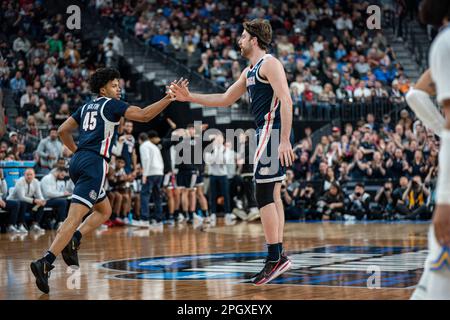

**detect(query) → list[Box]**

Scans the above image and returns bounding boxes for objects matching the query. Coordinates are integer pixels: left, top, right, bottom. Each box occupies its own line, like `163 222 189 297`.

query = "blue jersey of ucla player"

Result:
72 97 129 160
246 54 285 183
246 54 281 130
69 97 129 208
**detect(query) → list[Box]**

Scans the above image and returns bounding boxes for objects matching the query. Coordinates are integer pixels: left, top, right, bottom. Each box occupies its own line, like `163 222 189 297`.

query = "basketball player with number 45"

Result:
30 67 186 294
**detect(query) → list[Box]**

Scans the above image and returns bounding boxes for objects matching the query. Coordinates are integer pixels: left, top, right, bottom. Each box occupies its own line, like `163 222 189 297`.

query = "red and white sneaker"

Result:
112 217 125 227
252 254 292 286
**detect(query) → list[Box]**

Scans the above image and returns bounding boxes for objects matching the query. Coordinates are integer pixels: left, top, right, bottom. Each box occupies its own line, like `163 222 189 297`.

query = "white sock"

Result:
419 226 450 299
406 88 445 137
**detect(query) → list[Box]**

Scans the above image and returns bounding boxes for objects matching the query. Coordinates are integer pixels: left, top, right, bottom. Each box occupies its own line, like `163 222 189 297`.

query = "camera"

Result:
355 192 362 197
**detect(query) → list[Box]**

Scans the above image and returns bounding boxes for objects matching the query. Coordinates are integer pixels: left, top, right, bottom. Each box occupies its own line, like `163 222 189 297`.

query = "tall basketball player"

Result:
170 19 295 285
30 67 185 294
408 0 450 299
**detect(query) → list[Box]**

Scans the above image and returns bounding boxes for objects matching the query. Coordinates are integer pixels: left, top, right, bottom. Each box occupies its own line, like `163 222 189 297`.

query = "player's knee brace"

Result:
255 182 275 209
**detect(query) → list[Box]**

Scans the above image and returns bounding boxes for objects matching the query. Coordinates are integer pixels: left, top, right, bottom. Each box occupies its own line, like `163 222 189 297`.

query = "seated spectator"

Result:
169 29 183 51
110 157 133 225
40 168 70 230
372 81 389 98
371 180 396 219
370 151 387 179
63 41 81 68
210 59 227 87
10 71 26 100
318 83 336 119
347 150 372 180
355 55 370 77
150 29 170 50
293 151 311 181
20 85 39 117
104 42 119 68
36 128 63 175
322 166 339 194
353 81 372 101
386 148 409 180
40 80 58 101
312 161 328 181
390 80 405 103
392 175 409 214
296 183 317 220
345 183 371 220
134 15 148 40
7 168 46 233
53 103 71 126
103 30 124 57
399 175 431 220
0 169 22 233
316 182 345 220
33 103 51 127
408 150 427 179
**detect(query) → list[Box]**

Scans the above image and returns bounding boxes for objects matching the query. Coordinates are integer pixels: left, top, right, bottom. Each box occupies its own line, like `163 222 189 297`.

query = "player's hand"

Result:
433 204 450 247
167 78 190 102
279 139 295 167
166 78 185 100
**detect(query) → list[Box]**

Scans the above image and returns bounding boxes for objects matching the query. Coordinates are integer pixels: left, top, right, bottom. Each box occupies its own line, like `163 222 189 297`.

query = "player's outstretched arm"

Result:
169 68 248 107
260 57 295 167
58 117 79 154
124 78 187 123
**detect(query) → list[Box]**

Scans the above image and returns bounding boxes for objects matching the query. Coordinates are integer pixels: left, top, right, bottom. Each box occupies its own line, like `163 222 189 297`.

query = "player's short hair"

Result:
243 19 272 50
89 67 121 94
419 0 450 26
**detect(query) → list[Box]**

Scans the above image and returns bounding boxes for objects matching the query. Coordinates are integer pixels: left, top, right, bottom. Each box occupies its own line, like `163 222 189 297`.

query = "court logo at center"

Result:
99 246 427 288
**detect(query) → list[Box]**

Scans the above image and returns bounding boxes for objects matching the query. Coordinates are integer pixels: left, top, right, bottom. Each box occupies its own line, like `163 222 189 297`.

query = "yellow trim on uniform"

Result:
430 247 450 271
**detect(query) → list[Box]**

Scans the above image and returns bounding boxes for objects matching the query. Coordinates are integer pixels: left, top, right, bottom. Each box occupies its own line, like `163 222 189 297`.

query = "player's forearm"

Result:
188 93 230 107
141 95 172 122
279 98 293 141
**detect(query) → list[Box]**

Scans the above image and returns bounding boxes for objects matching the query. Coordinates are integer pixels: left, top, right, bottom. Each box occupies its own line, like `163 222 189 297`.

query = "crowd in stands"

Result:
0 0 131 161
100 0 415 117
285 110 437 221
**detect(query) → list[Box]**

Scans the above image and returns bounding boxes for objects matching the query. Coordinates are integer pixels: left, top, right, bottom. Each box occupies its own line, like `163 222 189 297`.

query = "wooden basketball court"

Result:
0 219 429 300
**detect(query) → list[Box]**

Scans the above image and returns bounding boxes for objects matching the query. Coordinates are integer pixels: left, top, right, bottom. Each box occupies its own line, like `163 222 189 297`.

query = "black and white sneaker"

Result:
62 236 80 267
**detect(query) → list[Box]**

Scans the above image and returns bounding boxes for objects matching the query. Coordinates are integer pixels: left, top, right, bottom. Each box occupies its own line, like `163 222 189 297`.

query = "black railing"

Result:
296 98 407 122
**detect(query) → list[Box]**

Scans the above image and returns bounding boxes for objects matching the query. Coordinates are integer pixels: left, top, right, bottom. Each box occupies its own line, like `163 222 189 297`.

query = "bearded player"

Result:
170 19 295 285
